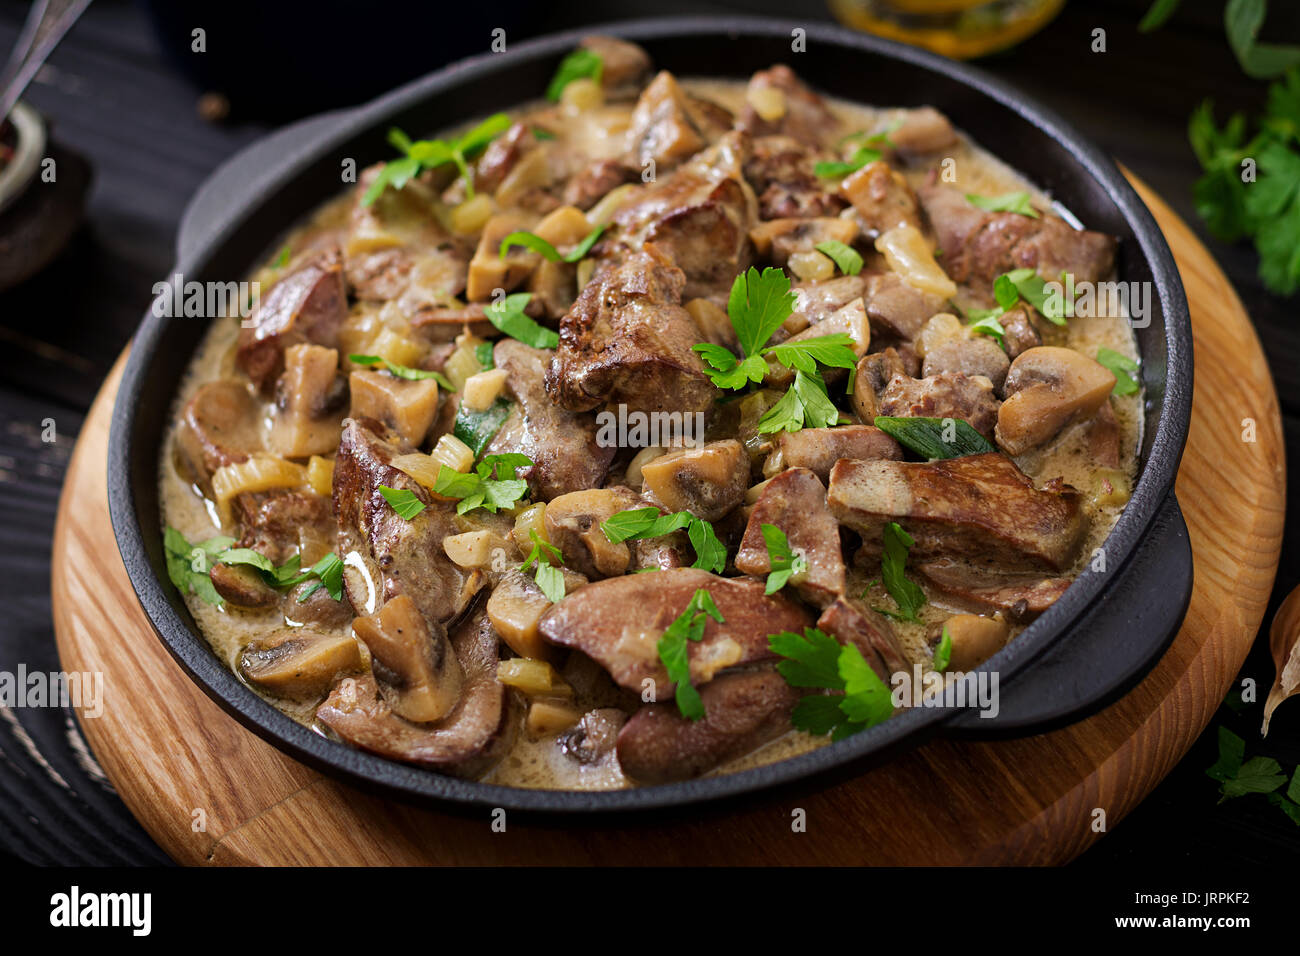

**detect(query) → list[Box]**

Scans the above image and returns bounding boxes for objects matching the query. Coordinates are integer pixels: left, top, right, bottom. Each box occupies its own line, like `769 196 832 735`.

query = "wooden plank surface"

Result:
48 176 1285 866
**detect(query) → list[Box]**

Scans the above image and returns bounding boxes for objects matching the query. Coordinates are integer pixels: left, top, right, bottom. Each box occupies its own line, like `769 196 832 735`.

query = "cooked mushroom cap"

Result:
267 344 347 458
640 439 749 522
175 380 262 488
994 346 1115 456
347 369 439 447
542 487 640 579
239 630 363 701
352 594 463 724
210 562 279 608
937 614 1009 671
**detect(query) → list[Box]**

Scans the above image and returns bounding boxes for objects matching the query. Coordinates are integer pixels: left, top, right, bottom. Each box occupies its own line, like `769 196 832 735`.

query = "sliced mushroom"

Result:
922 336 1010 393
762 424 902 481
934 614 1009 671
267 344 347 458
640 439 750 522
348 369 439 447
315 607 517 776
239 630 363 701
351 594 463 724
209 562 279 608
487 569 565 660
851 348 909 423
174 380 262 489
995 346 1115 455
542 486 641 579
560 708 627 765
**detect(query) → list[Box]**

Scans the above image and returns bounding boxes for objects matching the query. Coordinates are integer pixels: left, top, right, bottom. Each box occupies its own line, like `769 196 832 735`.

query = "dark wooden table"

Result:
1 0 1296 866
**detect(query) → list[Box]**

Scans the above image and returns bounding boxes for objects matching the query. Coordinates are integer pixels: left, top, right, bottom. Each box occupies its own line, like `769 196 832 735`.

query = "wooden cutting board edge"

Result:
50 174 1286 866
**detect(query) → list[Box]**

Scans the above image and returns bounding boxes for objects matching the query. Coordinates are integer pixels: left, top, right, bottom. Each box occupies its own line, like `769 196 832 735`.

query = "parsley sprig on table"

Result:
600 507 727 574
768 627 894 739
163 527 344 607
657 588 724 720
691 267 858 433
362 113 512 206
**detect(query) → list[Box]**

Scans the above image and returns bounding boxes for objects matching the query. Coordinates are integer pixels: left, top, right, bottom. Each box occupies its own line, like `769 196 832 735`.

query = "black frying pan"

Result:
108 17 1194 814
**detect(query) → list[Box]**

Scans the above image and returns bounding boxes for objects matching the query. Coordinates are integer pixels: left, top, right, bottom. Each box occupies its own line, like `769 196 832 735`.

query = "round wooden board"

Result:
52 176 1285 865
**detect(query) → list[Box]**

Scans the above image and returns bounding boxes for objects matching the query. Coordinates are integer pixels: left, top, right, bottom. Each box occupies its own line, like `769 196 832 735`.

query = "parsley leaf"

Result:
362 114 511 206
520 529 566 603
453 397 513 457
769 627 894 739
761 523 807 595
1096 347 1140 396
379 486 427 520
1204 725 1288 802
599 506 725 573
499 224 606 263
484 292 559 349
349 354 455 391
432 455 531 515
1139 0 1182 32
163 527 343 607
692 343 768 391
933 625 953 672
757 369 841 433
657 588 724 720
966 191 1040 218
967 314 1006 348
763 334 858 375
1225 0 1300 80
878 522 926 623
814 239 864 276
546 48 603 101
163 527 234 606
814 146 882 178
873 415 995 459
1002 267 1068 324
728 267 799 359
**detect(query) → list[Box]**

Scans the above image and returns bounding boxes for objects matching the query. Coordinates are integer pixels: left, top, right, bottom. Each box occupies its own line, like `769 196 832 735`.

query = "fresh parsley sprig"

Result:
814 240 864 276
520 529 566 603
966 191 1040 218
814 145 882 179
1096 347 1141 396
163 527 343 607
362 113 512 206
600 506 727 574
379 486 426 520
768 627 894 740
547 48 602 101
760 524 807 595
657 588 724 720
433 453 532 515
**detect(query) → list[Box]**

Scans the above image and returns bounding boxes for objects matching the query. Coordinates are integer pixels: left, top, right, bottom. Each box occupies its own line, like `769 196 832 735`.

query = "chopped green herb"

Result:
362 113 511 206
532 126 557 141
814 239 864 276
836 119 901 149
163 526 343 607
1139 0 1182 32
728 266 800 360
546 48 603 101
379 485 427 520
933 625 953 672
349 353 455 391
763 334 858 376
760 523 807 595
814 146 882 179
877 522 926 623
432 454 532 515
498 223 606 263
967 314 1006 348
272 245 291 269
1000 267 1068 324
520 529 565 603
163 527 234 606
599 506 725 573
1097 347 1140 396
769 627 894 739
657 588 724 720
966 191 1040 218
484 292 559 349
873 415 996 459
474 341 496 369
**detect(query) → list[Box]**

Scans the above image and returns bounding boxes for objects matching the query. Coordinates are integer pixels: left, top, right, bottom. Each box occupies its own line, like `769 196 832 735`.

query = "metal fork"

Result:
0 0 93 125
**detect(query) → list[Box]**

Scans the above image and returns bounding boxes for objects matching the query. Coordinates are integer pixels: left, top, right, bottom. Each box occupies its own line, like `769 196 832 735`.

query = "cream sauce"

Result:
159 79 1143 791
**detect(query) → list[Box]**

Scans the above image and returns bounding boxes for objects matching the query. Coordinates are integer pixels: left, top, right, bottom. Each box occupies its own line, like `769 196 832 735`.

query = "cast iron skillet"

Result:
109 17 1194 814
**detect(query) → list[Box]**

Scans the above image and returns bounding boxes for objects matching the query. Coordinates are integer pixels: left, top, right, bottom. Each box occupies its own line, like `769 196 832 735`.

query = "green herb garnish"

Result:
520 529 566 603
814 239 864 276
163 527 234 606
873 416 996 460
546 48 603 101
499 224 606 263
933 625 953 672
600 506 726 573
483 292 559 349
761 523 807 595
657 588 724 720
163 527 343 607
966 191 1040 218
433 453 531 515
379 486 427 520
362 113 511 206
349 354 455 391
814 146 882 179
1097 347 1140 396
757 369 843 433
768 627 894 739
453 397 512 457
876 522 926 623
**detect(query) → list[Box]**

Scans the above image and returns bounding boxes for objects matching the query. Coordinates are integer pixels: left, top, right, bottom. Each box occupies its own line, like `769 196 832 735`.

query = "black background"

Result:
0 0 1297 868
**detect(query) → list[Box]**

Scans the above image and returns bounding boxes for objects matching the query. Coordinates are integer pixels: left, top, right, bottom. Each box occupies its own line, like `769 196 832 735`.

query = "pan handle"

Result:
940 491 1191 739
